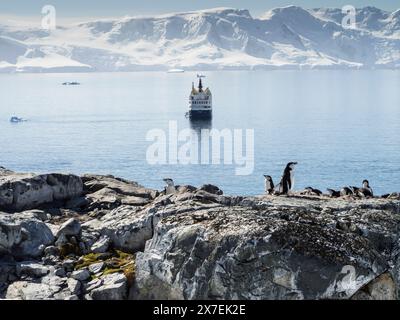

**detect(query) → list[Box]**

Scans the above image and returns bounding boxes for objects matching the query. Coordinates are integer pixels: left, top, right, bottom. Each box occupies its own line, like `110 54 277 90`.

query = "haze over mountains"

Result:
0 6 399 72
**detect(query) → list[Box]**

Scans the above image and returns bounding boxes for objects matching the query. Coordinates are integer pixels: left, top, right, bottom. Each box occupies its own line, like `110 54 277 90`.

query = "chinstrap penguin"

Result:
163 178 176 195
263 175 275 195
279 162 298 194
303 187 323 196
327 188 341 198
357 180 373 197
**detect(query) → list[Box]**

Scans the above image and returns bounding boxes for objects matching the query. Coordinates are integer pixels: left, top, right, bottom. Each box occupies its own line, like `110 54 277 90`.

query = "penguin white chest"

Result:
290 171 294 189
166 185 176 195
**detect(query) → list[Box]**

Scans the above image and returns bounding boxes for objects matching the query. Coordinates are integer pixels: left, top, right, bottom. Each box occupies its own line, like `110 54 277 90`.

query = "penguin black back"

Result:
279 162 297 194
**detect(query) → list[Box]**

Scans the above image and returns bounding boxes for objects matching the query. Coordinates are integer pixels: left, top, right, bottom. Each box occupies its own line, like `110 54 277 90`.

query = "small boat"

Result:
62 82 80 85
10 116 26 123
167 68 185 73
188 75 212 119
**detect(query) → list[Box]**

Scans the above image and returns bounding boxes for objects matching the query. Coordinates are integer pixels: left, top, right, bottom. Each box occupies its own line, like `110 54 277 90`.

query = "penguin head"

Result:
263 175 273 182
362 180 370 188
287 162 298 170
163 178 174 186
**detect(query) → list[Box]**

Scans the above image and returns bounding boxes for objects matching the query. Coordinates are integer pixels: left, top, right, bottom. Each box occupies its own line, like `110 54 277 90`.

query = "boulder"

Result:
82 175 158 211
0 171 83 212
88 262 105 274
90 235 110 253
83 206 153 252
16 262 50 277
67 278 81 295
6 275 67 300
56 218 81 238
71 269 91 281
89 273 128 300
0 212 54 258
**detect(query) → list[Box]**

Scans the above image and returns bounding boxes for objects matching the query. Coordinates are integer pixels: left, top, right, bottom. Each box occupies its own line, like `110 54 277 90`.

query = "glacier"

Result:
0 6 399 73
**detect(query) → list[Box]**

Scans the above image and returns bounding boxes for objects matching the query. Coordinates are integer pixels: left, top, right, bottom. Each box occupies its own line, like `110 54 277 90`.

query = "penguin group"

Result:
327 180 373 198
163 161 382 199
264 162 298 195
264 162 375 198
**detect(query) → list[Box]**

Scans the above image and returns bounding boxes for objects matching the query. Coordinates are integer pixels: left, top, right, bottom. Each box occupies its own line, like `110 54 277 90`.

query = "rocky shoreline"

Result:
1 167 400 300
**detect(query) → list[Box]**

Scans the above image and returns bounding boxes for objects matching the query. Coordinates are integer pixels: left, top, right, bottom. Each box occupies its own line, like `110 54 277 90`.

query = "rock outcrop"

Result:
0 168 83 212
135 196 400 299
1 168 400 300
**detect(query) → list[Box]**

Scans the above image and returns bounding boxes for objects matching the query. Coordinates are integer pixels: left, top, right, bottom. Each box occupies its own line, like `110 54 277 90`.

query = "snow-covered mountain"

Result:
1 6 399 72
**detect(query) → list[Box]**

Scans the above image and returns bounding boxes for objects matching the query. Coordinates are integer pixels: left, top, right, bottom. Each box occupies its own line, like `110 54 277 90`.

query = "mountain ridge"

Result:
0 6 399 72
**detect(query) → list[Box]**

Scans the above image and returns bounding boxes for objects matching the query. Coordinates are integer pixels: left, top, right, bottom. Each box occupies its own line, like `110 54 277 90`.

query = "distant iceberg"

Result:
167 69 185 73
62 82 81 85
10 116 27 123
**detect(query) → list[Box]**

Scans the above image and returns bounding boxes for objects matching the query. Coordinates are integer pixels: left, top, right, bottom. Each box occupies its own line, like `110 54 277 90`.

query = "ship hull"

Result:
188 109 212 119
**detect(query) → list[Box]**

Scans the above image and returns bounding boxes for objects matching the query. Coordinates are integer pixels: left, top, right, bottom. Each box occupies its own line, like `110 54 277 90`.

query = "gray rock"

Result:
6 281 58 300
88 262 105 274
16 262 50 277
81 175 157 211
67 278 81 295
89 273 127 300
0 212 54 258
83 205 153 252
6 275 66 300
352 272 397 300
56 218 81 238
84 278 103 293
54 267 66 277
71 269 91 281
0 171 83 212
55 233 68 247
62 259 75 272
90 235 110 253
44 246 60 257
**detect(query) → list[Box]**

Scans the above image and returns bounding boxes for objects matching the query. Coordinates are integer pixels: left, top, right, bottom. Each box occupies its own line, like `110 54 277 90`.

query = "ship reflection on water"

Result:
188 117 213 161
189 117 212 133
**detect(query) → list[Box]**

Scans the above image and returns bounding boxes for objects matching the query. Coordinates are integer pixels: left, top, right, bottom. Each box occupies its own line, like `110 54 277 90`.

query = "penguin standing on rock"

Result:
163 178 176 195
279 162 298 195
263 175 275 195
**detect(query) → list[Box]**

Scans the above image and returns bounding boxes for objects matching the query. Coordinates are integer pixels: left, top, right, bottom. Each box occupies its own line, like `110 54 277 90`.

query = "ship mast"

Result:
197 74 205 92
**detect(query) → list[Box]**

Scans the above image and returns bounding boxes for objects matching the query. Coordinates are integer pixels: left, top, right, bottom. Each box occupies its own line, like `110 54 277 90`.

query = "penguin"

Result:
357 180 373 197
279 162 298 194
350 186 360 194
340 187 354 196
327 188 341 198
163 178 176 195
304 187 323 196
263 175 275 195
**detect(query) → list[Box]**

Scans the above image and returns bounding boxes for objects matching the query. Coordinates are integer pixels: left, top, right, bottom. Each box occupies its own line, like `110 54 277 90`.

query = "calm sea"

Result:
0 70 399 195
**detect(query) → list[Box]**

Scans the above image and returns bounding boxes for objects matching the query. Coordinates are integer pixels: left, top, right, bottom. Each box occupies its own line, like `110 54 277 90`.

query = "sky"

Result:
0 0 398 21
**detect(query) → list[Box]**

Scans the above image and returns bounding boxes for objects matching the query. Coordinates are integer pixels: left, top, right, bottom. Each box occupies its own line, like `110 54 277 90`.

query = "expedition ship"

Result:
188 75 212 119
